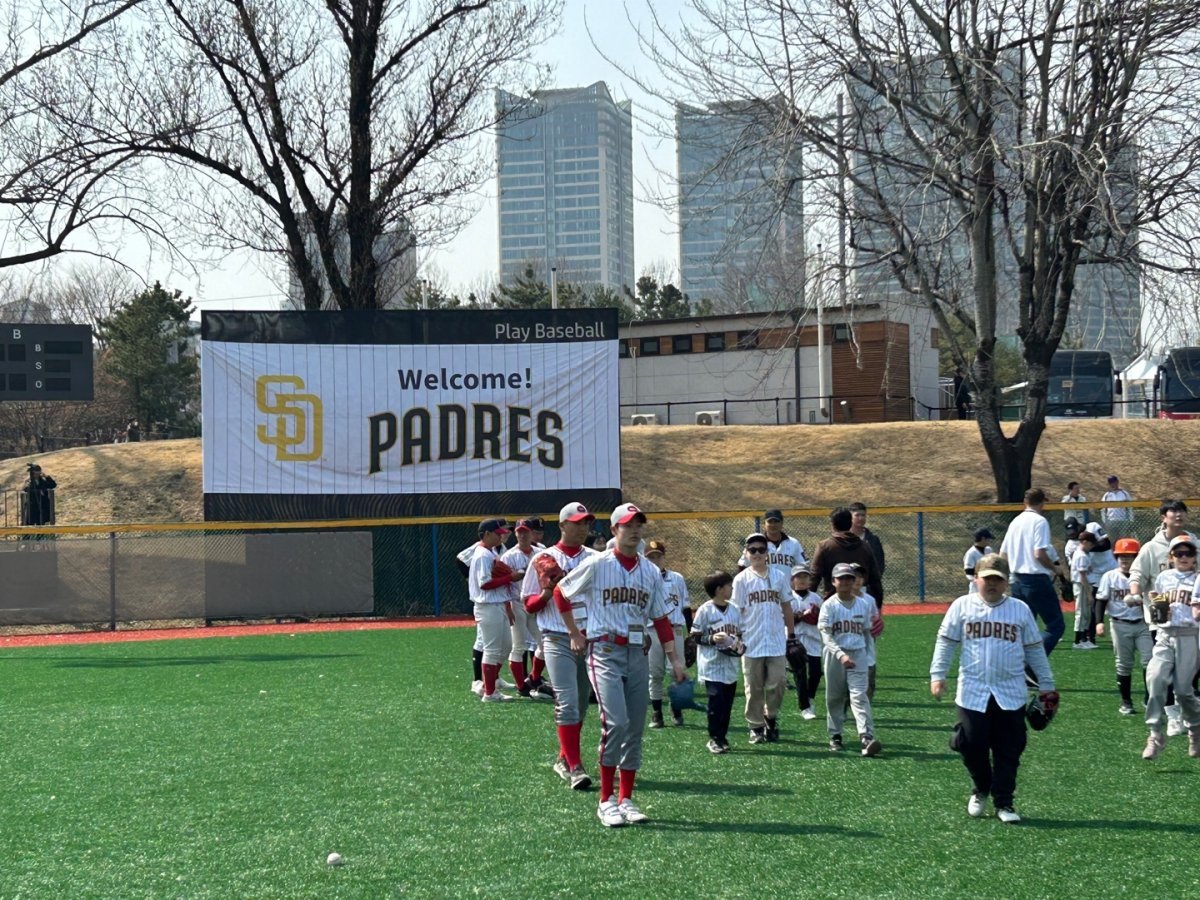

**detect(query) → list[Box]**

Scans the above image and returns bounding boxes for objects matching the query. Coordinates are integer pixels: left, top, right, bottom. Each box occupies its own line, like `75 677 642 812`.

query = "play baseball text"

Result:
367 404 564 474
494 322 608 341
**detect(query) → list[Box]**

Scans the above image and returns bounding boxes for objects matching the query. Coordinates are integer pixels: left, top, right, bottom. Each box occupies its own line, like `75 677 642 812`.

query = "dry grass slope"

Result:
1 419 1197 525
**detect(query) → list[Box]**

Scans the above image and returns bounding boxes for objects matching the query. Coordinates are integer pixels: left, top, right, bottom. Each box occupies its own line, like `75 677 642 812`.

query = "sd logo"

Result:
256 375 323 461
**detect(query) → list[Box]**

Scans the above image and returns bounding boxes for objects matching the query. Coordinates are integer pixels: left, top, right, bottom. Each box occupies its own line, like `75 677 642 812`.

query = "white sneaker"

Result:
618 798 649 824
552 758 570 782
481 691 512 703
496 677 516 690
470 680 484 697
597 799 626 828
967 793 987 818
1167 709 1186 737
1118 703 1136 716
996 806 1021 824
1143 733 1165 760
801 707 817 721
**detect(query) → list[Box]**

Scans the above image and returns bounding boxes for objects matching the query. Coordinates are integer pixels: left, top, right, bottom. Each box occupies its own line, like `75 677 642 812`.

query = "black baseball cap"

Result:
763 509 783 522
745 532 769 548
479 518 510 535
515 517 544 532
974 528 994 541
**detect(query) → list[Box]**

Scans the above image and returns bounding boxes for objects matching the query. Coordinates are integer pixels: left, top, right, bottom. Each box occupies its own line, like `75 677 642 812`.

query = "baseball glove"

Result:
683 633 698 668
490 559 513 581
870 613 885 638
716 633 746 657
1026 690 1060 731
785 640 806 670
532 553 565 589
800 605 820 625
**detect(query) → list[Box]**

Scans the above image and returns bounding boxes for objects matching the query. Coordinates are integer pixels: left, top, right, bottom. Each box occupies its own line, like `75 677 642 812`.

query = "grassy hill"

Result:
0 419 1196 525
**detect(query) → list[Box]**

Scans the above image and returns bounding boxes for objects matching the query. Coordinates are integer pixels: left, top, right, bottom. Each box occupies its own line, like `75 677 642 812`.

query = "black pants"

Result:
788 651 823 708
956 698 1027 808
705 680 737 742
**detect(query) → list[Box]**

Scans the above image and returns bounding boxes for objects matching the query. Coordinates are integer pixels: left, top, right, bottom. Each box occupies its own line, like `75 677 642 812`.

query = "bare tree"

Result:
97 0 561 310
0 1 165 269
642 0 1200 500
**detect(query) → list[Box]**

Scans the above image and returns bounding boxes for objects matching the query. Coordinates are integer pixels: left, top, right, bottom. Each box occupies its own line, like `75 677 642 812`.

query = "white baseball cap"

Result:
610 503 647 527
559 502 595 523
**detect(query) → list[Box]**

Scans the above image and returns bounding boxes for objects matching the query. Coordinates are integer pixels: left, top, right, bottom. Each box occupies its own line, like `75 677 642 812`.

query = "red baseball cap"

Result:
610 503 647 527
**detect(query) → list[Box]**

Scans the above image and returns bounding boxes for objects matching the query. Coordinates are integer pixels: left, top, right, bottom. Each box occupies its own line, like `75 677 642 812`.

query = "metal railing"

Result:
0 500 1167 632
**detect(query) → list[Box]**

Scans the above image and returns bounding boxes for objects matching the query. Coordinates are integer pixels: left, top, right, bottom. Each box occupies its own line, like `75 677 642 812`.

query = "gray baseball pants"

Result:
542 631 589 726
823 647 875 738
587 639 650 770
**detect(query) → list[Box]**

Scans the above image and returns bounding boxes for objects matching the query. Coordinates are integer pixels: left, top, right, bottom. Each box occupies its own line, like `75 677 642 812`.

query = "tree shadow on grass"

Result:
1023 818 1200 834
45 653 357 668
648 818 881 838
637 779 792 798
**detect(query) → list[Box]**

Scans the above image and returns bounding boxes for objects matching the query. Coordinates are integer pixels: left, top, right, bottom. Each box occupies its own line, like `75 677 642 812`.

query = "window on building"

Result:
672 334 693 354
639 337 661 356
705 333 726 352
619 340 631 358
834 323 852 343
737 330 758 350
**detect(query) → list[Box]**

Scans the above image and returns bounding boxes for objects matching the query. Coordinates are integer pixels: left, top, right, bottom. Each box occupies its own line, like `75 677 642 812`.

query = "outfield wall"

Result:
0 500 1166 631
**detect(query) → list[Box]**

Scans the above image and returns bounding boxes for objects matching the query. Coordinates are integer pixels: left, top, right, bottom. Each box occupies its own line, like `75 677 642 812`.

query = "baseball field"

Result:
1 616 1195 898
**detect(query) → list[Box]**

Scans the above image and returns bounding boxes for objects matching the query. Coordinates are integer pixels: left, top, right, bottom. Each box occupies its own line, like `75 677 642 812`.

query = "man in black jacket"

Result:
811 508 883 605
849 502 885 607
22 464 56 526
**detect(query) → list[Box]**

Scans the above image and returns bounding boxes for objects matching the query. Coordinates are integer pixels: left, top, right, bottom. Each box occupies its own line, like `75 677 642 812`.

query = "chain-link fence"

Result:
0 501 1171 630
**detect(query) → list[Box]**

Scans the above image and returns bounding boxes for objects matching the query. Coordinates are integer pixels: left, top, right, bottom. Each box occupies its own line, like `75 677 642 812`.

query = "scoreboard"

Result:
0 324 94 401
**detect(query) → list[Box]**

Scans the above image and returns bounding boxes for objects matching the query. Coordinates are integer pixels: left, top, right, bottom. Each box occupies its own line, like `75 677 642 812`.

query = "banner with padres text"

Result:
201 309 621 520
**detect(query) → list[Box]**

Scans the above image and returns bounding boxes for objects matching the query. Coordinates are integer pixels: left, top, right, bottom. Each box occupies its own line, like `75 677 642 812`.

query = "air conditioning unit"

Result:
695 410 723 426
630 413 658 426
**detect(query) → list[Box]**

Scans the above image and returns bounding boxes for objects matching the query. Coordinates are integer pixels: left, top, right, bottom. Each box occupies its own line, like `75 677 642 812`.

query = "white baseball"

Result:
326 852 344 866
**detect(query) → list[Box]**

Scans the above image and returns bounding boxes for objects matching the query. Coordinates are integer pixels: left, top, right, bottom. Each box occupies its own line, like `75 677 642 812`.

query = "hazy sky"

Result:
151 0 690 313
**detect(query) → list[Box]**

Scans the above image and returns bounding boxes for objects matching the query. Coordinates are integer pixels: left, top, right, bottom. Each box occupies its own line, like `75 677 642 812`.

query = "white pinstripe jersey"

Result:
931 593 1054 711
520 543 598 634
691 600 743 684
557 551 668 641
500 544 536 600
1097 568 1140 622
1151 568 1199 629
818 593 875 655
731 566 791 657
765 535 806 581
661 570 689 627
790 589 824 656
468 544 509 604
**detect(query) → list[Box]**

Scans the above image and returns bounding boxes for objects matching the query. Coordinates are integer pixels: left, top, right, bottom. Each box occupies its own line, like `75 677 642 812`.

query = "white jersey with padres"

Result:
521 544 597 634
691 600 743 684
765 535 806 579
557 551 668 641
818 594 875 656
661 570 689 627
790 589 824 656
468 545 510 604
1150 568 1199 630
1097 568 1140 622
731 566 791 657
963 545 992 593
930 593 1055 711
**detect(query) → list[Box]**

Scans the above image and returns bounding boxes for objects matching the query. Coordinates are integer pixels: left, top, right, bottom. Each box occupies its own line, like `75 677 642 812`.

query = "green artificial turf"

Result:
0 618 1197 898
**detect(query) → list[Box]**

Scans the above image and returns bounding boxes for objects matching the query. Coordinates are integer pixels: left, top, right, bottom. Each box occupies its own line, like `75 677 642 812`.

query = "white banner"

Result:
202 340 619 495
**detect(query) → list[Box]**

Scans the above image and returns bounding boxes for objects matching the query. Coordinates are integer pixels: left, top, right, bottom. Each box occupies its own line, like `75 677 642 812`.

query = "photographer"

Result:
22 464 56 527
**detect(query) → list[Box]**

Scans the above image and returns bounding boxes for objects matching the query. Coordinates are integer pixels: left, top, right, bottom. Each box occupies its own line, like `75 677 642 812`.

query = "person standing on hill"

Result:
999 489 1066 660
22 464 56 527
1061 482 1089 525
1102 475 1134 540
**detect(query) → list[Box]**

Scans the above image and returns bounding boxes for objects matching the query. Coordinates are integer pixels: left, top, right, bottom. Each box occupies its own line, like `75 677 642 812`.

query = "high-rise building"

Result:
848 61 1140 365
677 101 804 310
495 82 634 293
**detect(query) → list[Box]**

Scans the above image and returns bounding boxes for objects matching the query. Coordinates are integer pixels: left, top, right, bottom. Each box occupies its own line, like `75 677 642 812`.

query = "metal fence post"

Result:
916 512 926 602
431 523 441 616
109 531 118 630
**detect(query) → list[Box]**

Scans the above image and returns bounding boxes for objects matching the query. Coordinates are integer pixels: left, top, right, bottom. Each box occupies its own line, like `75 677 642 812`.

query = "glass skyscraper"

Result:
677 101 805 310
495 83 634 293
